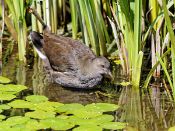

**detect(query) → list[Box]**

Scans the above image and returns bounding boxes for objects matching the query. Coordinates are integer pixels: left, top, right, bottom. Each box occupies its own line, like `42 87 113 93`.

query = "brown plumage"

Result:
29 8 112 89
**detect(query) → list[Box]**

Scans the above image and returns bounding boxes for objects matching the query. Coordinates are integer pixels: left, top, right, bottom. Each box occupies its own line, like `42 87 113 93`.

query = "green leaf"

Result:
56 103 84 113
73 125 102 131
72 108 102 119
26 95 48 103
0 93 16 101
0 115 6 120
0 84 27 93
0 76 11 84
100 122 127 130
40 101 64 108
0 104 11 110
25 110 55 119
85 103 119 112
68 116 97 125
91 115 114 124
4 116 30 127
33 102 55 112
169 126 175 131
8 100 34 109
0 126 11 131
25 119 49 130
40 118 75 130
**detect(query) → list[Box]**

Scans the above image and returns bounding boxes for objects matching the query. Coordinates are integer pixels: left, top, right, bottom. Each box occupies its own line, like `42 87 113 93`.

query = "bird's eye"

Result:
101 65 105 68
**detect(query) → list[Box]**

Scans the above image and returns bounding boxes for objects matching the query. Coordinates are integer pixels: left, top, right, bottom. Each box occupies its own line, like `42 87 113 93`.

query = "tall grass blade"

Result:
156 54 173 92
70 0 78 39
162 0 175 98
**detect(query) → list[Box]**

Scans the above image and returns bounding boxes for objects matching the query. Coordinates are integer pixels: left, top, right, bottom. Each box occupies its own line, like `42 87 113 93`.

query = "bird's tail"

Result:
30 31 47 60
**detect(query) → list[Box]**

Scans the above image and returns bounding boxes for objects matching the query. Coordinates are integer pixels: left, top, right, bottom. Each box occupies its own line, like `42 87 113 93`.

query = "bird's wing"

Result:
43 32 78 73
55 36 96 60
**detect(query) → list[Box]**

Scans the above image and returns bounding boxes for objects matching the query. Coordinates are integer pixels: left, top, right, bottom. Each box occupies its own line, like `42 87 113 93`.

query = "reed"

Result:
162 0 175 98
5 0 27 62
70 0 110 56
109 0 143 87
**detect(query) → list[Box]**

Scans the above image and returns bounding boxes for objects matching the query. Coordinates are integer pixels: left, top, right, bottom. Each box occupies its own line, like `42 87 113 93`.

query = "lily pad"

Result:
40 101 64 108
0 84 27 92
56 115 70 120
0 76 11 84
25 119 49 130
4 116 30 127
68 116 97 126
85 103 119 112
26 95 48 103
25 110 55 119
0 115 6 120
100 122 127 130
0 104 11 110
73 125 102 131
33 102 55 112
40 118 75 130
169 126 175 131
91 114 114 124
0 93 16 101
8 100 34 109
72 108 102 119
0 126 11 131
56 103 84 113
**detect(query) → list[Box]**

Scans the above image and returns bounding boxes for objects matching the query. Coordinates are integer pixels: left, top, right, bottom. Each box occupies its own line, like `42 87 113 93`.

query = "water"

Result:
2 56 121 104
2 52 175 131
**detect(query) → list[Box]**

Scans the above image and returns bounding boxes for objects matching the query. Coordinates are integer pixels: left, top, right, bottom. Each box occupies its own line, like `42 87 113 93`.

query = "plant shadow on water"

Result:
2 52 175 131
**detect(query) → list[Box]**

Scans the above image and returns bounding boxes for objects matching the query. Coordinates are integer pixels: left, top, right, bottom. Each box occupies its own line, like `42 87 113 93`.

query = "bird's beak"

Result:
104 71 113 80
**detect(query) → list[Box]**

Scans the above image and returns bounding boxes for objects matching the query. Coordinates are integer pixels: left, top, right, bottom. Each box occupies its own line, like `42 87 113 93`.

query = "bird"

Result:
29 8 112 89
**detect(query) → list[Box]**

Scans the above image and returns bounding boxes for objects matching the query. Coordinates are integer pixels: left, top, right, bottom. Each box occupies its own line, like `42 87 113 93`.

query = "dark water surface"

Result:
2 54 175 131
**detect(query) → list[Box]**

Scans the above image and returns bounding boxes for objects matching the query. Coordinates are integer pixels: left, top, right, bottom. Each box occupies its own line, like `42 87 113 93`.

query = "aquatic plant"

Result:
4 0 28 62
109 0 143 87
0 76 126 130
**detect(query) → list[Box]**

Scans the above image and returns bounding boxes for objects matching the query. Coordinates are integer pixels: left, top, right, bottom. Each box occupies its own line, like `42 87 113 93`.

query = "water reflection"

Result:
3 58 119 104
2 56 175 130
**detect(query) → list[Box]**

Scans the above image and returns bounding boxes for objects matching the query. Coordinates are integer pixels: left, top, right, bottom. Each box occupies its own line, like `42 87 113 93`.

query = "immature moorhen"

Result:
29 8 112 89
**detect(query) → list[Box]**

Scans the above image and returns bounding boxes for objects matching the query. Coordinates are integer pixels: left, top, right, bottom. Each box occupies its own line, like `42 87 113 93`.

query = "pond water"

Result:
2 50 175 131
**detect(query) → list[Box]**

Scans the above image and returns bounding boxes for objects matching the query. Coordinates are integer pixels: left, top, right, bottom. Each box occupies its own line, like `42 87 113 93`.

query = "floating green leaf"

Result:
26 95 48 103
40 101 64 108
25 110 55 119
25 119 49 130
4 116 30 127
8 100 34 109
0 104 11 110
40 118 75 130
91 114 114 124
0 76 11 84
68 116 96 126
56 115 70 120
73 125 102 131
85 103 119 112
100 122 127 130
0 84 27 93
56 103 84 113
0 115 6 120
0 126 11 131
169 126 175 131
72 108 102 119
33 102 55 112
0 93 16 101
